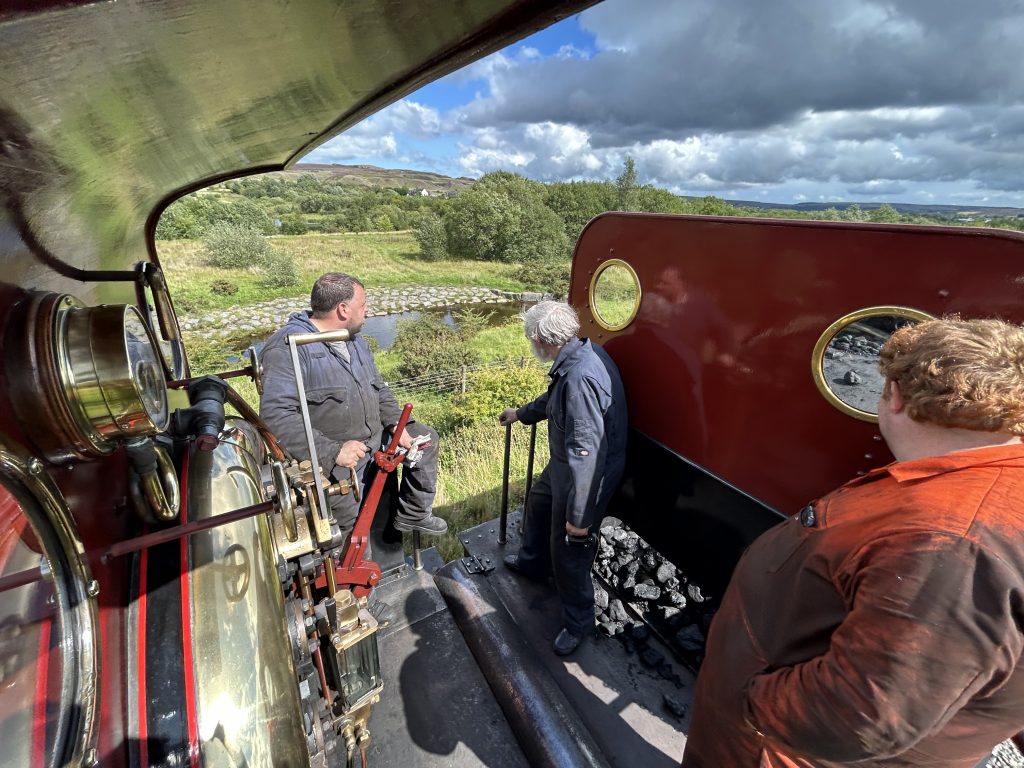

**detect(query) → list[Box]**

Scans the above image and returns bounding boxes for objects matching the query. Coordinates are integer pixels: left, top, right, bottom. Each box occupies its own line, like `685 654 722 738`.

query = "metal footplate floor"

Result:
455 511 692 768
366 552 531 768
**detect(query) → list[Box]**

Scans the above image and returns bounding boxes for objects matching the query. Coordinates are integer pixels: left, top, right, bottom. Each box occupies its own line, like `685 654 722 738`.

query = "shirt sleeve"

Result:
516 390 549 425
562 377 609 529
367 348 403 428
746 533 1024 763
258 341 342 472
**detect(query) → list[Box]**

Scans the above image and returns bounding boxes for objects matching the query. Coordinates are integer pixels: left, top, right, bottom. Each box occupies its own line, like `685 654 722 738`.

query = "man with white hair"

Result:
500 301 628 656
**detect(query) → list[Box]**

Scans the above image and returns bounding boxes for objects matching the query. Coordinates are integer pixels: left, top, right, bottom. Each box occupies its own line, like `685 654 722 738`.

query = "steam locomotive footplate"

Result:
460 553 495 574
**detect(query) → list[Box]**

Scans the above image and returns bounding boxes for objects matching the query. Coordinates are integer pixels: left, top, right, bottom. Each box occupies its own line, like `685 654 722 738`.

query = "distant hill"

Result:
277 163 476 194
723 199 1024 219
280 164 1024 219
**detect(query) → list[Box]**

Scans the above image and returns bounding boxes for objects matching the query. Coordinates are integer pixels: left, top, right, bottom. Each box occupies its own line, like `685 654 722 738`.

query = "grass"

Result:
157 231 528 313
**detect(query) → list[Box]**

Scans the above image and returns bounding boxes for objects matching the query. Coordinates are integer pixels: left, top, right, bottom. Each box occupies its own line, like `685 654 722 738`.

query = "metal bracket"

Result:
460 553 496 575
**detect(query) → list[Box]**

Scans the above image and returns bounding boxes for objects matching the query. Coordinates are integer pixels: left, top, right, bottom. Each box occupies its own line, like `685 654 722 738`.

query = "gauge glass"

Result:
125 308 169 428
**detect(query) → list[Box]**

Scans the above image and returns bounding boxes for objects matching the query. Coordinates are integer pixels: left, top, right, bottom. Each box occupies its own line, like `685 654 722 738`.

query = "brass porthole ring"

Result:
811 305 934 423
589 258 642 331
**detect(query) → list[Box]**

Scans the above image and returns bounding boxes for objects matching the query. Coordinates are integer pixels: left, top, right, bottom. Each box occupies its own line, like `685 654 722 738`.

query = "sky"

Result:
306 0 1024 209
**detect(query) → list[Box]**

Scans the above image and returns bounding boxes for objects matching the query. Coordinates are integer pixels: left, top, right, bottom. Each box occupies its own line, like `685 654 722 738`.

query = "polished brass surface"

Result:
324 591 383 716
128 441 181 523
589 258 643 332
811 305 935 423
0 442 99 768
136 262 188 381
186 420 307 766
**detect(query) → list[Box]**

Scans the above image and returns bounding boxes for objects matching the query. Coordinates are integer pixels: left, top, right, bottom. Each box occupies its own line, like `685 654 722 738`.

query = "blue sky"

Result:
307 0 1024 209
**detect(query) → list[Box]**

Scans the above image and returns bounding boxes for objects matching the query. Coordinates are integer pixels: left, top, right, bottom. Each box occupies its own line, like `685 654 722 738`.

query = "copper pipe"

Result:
312 645 331 703
102 500 273 562
298 570 313 605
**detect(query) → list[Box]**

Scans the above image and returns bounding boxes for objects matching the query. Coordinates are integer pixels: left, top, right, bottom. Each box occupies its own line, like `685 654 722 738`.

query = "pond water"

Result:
234 301 526 358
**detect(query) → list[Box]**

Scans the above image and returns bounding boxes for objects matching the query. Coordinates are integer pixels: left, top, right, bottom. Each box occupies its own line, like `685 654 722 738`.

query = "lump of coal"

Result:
843 370 862 385
656 562 677 584
663 694 688 719
673 624 706 654
608 599 629 623
594 584 609 611
639 646 665 668
633 581 662 601
686 584 708 604
629 623 649 643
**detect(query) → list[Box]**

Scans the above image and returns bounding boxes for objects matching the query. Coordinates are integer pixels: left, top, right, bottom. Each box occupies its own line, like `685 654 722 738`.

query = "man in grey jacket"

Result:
259 272 447 540
500 301 628 656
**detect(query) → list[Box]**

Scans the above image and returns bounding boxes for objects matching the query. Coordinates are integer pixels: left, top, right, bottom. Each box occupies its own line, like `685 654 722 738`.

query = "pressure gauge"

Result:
5 293 171 462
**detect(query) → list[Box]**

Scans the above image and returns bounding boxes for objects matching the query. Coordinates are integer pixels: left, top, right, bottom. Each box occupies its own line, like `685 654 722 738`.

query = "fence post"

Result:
460 365 467 393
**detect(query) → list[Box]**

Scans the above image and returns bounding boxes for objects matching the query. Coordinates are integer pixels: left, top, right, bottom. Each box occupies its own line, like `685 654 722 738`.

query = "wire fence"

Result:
388 356 543 396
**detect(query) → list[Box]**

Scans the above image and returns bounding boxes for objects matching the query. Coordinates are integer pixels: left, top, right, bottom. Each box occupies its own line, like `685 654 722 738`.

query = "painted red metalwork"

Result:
571 213 1024 516
332 403 416 598
178 452 200 768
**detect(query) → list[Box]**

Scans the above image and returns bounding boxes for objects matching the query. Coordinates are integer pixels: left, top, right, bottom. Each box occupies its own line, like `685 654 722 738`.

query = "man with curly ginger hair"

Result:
684 317 1024 768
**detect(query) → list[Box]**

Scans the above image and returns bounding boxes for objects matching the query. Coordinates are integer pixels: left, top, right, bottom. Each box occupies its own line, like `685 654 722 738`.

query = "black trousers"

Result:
514 465 597 638
328 421 438 537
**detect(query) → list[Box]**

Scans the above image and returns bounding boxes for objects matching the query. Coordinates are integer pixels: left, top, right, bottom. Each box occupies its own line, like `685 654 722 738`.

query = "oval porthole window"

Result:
812 306 934 422
590 259 641 331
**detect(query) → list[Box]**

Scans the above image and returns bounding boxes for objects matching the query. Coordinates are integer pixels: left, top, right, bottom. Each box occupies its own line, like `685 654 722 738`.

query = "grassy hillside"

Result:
157 230 530 313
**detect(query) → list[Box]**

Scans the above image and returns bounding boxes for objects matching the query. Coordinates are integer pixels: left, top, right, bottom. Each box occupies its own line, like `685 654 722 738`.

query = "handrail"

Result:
498 422 538 544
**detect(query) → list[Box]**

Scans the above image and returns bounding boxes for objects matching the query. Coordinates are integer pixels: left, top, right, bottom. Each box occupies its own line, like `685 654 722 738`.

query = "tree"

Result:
545 181 616 241
279 214 308 235
414 213 449 260
615 156 639 211
869 203 901 223
444 172 568 263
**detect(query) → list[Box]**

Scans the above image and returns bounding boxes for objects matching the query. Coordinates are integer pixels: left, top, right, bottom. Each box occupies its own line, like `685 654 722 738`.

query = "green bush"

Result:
257 248 301 288
209 279 239 296
511 261 571 298
201 222 273 269
449 363 548 428
414 213 448 260
452 308 494 340
279 214 308 235
391 318 479 378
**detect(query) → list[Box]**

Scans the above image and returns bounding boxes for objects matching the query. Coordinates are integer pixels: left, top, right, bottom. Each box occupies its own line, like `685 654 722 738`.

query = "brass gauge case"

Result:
5 292 170 463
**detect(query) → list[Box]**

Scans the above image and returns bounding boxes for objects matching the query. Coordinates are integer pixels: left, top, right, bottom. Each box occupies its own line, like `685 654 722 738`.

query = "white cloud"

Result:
308 0 1024 207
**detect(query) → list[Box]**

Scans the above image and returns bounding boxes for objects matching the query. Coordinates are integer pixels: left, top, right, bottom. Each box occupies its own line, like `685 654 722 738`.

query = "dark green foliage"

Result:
545 181 616 241
279 214 308 235
257 249 301 288
414 212 449 260
615 156 639 211
209 279 239 296
449 364 548 428
444 171 568 263
869 203 901 223
452 308 494 339
202 222 273 268
511 261 571 298
391 318 479 378
156 195 275 239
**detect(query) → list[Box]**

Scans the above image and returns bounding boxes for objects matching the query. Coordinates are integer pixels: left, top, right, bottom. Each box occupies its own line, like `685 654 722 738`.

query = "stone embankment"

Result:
179 286 538 338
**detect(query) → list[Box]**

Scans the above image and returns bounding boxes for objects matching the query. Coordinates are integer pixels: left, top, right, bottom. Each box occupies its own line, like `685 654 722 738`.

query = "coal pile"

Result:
592 522 715 672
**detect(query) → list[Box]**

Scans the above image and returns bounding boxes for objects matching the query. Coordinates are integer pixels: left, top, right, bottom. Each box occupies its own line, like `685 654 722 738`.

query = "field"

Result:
157 231 529 313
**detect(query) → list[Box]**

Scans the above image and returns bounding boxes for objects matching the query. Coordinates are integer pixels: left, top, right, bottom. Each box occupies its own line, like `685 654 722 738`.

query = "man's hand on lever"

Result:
336 440 368 469
499 407 519 427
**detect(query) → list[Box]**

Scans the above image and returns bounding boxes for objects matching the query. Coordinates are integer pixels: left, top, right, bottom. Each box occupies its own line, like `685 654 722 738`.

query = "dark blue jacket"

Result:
258 312 401 473
517 338 628 529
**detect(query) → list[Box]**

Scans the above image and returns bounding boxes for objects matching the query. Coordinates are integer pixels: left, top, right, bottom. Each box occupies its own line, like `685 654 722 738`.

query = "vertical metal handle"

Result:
522 423 537 536
499 423 512 544
287 329 351 529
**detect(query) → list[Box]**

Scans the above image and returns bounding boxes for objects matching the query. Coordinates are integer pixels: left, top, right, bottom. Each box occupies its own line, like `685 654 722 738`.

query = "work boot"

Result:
552 628 584 657
503 554 548 583
368 597 395 628
394 514 448 535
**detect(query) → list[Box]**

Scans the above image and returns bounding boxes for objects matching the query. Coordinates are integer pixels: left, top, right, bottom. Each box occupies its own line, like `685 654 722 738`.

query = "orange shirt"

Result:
683 443 1024 768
